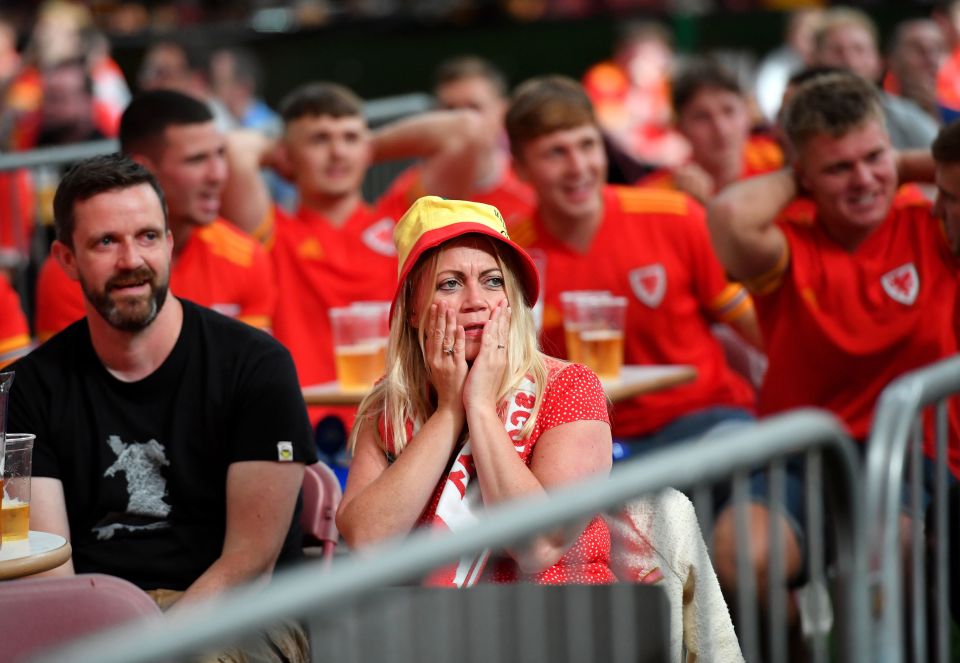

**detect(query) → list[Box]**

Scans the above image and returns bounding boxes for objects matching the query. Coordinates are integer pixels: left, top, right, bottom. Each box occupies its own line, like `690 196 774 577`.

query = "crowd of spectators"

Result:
4 1 960 660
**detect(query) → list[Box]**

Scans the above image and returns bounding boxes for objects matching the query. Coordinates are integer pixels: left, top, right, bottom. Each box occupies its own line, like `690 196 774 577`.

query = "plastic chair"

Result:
300 460 342 563
0 573 162 663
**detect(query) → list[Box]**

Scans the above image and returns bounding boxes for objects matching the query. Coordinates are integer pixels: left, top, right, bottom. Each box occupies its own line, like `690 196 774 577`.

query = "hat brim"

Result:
389 222 540 323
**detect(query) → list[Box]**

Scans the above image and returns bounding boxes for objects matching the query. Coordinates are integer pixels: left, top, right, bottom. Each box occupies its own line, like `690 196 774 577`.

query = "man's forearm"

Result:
707 169 795 282
176 549 276 607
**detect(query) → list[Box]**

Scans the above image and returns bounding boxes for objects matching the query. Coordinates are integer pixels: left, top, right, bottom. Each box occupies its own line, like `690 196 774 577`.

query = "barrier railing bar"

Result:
0 94 433 174
865 355 960 663
693 483 714 558
910 416 927 663
733 470 759 662
0 140 118 172
768 458 788 663
34 409 867 663
935 399 949 663
805 449 827 663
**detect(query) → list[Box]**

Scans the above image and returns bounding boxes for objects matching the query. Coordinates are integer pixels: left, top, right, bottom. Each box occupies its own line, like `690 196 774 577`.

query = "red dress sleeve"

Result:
536 362 610 433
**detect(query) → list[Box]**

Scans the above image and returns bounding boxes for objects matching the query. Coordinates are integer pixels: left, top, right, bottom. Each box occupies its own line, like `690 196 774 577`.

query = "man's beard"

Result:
80 265 169 332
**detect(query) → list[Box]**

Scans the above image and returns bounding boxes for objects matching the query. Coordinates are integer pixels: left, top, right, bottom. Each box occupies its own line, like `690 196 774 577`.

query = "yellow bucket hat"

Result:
391 196 540 320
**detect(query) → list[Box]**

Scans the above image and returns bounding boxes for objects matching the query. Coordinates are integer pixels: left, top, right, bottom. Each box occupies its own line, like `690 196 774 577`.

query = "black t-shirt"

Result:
8 300 317 590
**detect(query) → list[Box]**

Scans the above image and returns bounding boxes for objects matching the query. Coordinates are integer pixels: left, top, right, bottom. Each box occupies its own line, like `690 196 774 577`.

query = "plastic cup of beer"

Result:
330 302 390 392
560 292 626 380
560 291 611 366
2 433 35 542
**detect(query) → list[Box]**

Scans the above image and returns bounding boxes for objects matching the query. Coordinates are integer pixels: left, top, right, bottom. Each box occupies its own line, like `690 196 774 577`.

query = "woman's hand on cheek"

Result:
425 302 468 414
463 301 510 413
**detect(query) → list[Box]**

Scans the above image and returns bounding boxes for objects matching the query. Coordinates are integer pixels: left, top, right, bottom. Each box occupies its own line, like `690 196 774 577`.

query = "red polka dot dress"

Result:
419 356 616 585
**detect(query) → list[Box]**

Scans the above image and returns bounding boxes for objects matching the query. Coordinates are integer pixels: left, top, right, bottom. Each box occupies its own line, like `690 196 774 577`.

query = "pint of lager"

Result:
330 303 391 392
1 434 35 542
560 291 626 380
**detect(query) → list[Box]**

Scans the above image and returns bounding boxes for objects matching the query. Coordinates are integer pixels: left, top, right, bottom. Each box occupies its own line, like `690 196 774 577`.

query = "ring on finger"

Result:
444 347 455 355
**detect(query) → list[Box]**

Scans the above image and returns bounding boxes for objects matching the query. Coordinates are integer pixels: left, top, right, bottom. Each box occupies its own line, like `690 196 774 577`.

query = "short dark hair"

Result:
787 65 845 89
54 154 167 248
119 89 213 157
671 59 743 114
933 120 960 164
781 71 885 152
278 82 364 124
434 56 508 98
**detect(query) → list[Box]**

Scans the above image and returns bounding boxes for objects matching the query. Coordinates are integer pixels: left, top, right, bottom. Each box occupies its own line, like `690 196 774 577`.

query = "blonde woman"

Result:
336 196 614 585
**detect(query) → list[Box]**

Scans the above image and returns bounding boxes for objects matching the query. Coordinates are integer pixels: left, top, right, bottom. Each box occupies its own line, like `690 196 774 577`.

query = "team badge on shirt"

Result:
629 264 666 308
881 263 919 305
362 218 398 257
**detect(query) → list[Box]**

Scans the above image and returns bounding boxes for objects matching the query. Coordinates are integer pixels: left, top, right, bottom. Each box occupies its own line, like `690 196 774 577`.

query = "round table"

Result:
0 531 71 580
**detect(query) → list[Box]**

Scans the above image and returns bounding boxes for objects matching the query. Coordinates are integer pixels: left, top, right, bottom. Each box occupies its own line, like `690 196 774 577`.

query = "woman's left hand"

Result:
463 301 511 413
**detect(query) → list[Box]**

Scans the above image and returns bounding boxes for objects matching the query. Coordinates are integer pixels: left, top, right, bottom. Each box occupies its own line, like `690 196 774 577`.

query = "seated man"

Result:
505 76 760 451
707 71 959 631
12 154 316 658
640 59 783 204
35 89 276 341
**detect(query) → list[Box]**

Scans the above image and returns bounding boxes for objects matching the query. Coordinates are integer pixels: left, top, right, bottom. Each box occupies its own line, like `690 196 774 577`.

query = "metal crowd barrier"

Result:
0 92 433 175
865 354 960 663
31 409 869 663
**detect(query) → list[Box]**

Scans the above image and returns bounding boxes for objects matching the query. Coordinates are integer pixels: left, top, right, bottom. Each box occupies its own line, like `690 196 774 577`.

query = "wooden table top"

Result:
303 364 697 407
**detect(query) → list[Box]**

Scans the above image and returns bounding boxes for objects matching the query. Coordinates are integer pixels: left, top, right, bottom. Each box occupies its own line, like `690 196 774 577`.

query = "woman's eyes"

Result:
438 279 460 291
436 275 504 290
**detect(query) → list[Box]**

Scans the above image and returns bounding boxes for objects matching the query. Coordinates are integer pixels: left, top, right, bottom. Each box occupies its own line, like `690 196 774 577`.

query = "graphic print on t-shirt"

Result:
93 435 172 541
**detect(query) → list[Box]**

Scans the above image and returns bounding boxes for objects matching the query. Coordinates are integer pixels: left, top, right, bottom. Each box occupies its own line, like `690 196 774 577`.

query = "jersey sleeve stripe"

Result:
742 244 791 296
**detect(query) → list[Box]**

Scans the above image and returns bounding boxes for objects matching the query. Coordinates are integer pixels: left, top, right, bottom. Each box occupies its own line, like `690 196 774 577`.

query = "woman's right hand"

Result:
425 302 467 414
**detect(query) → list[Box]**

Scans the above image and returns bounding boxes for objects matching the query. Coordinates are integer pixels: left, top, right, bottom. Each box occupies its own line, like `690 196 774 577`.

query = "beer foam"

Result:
336 340 388 355
579 329 624 342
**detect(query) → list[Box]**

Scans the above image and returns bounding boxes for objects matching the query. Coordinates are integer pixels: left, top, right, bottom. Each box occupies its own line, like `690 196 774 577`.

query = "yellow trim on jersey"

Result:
616 187 689 217
710 283 754 323
742 243 791 296
237 315 271 331
197 224 255 268
0 333 30 355
252 207 275 245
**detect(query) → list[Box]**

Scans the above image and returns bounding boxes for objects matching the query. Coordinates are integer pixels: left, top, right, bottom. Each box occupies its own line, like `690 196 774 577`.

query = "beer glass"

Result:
560 291 627 380
1 433 34 542
330 302 390 391
0 371 15 550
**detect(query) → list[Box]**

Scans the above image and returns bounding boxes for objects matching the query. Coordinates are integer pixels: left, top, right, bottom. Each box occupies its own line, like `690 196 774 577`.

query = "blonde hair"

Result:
350 236 548 457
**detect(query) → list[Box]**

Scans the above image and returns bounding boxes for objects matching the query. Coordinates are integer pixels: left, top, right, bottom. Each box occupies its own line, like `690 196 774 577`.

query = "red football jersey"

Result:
0 275 30 367
34 218 276 341
513 185 756 438
377 162 536 228
638 135 784 189
752 190 960 471
268 199 403 426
